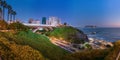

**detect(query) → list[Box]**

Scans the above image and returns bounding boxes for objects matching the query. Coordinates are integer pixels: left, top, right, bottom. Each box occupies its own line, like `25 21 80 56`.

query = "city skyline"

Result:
6 0 120 27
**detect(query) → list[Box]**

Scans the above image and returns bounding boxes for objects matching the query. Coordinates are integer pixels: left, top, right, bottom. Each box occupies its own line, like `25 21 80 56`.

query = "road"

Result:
50 38 79 53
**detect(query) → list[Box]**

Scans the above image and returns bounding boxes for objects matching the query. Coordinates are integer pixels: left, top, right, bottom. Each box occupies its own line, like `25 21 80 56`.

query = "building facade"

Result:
42 17 46 24
48 17 61 26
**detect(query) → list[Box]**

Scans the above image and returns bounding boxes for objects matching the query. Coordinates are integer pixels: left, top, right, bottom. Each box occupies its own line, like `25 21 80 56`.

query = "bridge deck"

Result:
23 23 56 27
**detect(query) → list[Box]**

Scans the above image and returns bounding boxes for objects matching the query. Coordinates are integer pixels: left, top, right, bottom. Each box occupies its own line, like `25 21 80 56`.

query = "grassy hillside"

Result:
0 32 45 60
1 20 119 60
0 31 69 60
48 26 88 44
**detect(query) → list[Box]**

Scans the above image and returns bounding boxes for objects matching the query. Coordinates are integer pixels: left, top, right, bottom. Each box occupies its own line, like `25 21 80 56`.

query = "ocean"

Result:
79 27 120 42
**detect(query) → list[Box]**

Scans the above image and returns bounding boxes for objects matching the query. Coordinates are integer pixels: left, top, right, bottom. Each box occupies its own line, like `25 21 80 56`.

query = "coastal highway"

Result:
49 38 79 53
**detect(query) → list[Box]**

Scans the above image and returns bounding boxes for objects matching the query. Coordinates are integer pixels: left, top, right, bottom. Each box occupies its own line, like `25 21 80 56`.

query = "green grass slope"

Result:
0 32 45 60
48 26 88 44
0 31 69 60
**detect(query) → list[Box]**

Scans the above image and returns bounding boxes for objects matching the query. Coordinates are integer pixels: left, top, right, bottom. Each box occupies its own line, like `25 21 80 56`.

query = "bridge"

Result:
23 23 56 32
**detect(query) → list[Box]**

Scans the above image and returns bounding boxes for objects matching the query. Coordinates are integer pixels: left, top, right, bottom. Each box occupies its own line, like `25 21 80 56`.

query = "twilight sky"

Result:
6 0 120 27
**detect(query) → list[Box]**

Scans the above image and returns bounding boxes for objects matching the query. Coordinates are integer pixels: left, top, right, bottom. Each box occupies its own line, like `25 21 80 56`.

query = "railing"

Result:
23 23 55 27
116 51 120 60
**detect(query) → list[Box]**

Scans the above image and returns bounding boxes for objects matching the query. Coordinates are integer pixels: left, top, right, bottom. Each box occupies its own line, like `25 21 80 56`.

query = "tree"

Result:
0 7 2 20
64 22 67 26
0 0 2 20
9 10 13 22
1 0 7 21
6 5 12 21
12 11 16 22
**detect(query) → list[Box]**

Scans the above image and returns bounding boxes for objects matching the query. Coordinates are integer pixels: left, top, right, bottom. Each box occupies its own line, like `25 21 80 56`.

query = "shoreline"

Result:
88 37 113 49
49 37 113 53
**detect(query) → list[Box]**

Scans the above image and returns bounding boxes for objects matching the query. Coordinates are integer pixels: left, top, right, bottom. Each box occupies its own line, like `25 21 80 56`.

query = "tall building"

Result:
48 17 61 26
42 17 46 24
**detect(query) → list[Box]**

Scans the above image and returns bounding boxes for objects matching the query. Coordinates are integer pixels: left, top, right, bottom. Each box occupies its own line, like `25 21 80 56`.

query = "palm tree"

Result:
9 9 13 22
0 0 3 20
7 5 12 21
12 11 16 22
1 0 7 21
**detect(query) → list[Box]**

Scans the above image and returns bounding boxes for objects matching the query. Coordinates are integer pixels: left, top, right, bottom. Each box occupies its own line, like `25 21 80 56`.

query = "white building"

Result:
48 17 61 26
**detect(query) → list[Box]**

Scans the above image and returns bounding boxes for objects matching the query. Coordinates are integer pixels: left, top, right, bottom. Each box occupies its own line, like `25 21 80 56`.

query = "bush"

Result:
8 22 29 31
0 32 45 60
0 20 8 30
105 40 120 60
63 49 110 60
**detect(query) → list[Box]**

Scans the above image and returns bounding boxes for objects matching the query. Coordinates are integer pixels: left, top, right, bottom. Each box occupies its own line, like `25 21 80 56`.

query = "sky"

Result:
6 0 120 27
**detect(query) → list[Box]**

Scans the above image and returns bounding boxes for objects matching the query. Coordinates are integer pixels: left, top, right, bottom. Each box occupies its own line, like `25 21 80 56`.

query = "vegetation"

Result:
16 31 69 60
0 32 45 60
0 31 69 60
0 20 29 32
48 26 88 44
105 40 120 60
63 49 110 60
0 0 17 21
8 22 29 31
0 20 120 60
0 20 8 30
0 20 69 60
62 40 120 60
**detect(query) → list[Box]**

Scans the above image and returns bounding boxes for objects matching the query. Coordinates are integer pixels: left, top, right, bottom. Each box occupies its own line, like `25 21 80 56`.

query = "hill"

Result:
48 26 88 44
0 32 44 60
0 31 69 60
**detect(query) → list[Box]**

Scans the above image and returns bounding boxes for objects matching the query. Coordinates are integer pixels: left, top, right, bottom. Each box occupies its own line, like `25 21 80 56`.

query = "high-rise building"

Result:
42 17 46 24
48 17 61 26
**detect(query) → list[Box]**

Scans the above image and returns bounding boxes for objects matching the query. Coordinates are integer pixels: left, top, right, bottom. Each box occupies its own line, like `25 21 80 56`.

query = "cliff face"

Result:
76 32 89 42
49 26 89 44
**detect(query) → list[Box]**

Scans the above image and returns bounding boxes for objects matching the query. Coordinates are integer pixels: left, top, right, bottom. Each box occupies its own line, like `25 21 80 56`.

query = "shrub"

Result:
0 32 45 60
8 22 29 31
105 40 120 60
0 20 8 30
63 49 110 60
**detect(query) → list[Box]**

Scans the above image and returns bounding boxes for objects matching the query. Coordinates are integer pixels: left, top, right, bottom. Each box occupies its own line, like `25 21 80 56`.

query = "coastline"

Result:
80 27 120 42
49 37 113 53
88 37 113 49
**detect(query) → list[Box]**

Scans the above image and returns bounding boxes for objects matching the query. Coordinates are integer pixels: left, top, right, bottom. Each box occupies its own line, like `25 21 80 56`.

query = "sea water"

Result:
79 27 120 42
